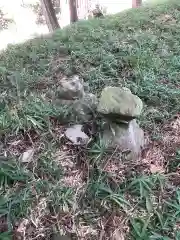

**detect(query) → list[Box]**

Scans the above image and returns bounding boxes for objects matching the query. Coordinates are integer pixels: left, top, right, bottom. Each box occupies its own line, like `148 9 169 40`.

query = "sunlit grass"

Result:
0 0 180 239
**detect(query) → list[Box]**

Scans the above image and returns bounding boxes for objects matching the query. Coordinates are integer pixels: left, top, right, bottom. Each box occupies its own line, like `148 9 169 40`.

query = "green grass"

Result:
0 0 180 239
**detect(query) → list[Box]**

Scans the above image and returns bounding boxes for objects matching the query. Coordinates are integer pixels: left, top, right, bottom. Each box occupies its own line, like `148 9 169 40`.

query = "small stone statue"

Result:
92 4 104 18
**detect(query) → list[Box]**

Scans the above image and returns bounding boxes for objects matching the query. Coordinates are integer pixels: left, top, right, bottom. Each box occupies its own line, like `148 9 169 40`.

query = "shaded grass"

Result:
0 0 180 239
0 0 180 133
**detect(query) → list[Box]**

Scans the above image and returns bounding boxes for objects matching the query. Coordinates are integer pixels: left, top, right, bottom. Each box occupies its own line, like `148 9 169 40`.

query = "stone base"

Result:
102 120 144 160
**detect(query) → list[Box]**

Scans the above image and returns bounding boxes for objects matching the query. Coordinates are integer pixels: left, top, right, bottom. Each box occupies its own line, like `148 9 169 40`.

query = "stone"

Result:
53 99 74 107
56 75 85 100
73 93 98 121
102 120 144 159
65 124 89 145
97 87 143 121
20 148 34 163
52 93 98 123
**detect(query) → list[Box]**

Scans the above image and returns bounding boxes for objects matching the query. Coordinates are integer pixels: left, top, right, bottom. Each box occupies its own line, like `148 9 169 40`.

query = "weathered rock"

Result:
52 93 98 123
73 93 98 121
102 120 144 159
56 75 85 100
65 124 89 145
52 99 74 106
97 87 143 121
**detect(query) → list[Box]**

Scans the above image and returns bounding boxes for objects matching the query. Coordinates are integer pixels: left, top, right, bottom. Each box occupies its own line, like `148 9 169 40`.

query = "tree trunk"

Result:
132 0 142 8
40 0 60 32
69 0 78 23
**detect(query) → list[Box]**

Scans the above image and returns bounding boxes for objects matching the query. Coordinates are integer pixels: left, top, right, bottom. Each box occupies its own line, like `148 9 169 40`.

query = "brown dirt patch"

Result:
156 14 177 24
143 115 180 173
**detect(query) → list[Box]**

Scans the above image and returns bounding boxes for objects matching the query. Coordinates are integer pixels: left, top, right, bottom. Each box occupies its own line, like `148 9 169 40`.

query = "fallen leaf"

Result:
112 229 125 240
150 164 164 174
17 218 29 233
20 149 34 163
9 140 22 146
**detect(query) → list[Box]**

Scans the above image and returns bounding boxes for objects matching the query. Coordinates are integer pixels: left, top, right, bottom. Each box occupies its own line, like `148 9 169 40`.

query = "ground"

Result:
0 0 180 239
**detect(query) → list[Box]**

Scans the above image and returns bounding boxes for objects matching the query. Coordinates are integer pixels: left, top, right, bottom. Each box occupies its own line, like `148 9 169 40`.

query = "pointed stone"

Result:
102 120 144 159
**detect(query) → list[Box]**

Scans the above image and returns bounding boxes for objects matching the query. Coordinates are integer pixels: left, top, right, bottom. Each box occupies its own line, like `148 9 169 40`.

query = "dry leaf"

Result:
150 164 164 174
17 218 29 233
112 229 125 240
9 140 22 146
20 148 34 163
